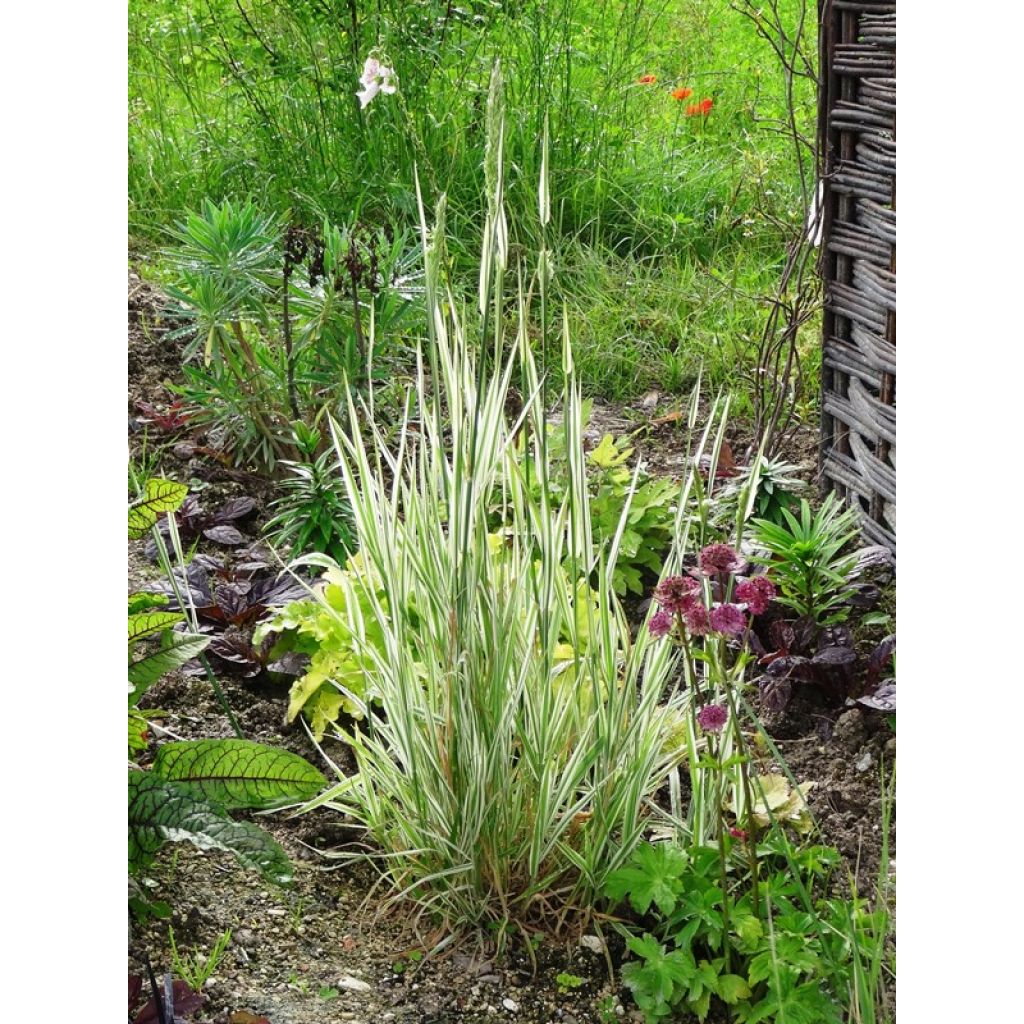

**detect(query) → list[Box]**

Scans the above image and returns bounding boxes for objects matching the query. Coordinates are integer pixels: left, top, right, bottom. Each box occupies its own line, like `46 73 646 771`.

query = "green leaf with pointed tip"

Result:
128 592 169 614
605 842 688 915
128 478 189 538
128 632 210 691
151 739 325 809
128 610 183 643
128 771 293 884
717 974 751 1004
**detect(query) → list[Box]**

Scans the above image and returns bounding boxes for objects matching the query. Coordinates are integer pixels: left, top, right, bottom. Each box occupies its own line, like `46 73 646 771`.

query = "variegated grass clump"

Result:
294 73 727 941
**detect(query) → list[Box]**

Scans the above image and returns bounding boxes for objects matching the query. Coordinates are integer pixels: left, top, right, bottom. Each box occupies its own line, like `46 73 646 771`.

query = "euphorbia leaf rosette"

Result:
698 543 743 577
735 575 776 615
710 602 747 636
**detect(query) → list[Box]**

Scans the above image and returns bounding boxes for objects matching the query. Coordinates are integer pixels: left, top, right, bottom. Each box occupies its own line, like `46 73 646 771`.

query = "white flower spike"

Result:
357 56 397 110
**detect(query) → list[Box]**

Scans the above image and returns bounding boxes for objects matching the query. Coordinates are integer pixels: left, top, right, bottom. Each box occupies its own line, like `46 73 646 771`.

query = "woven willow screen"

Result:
818 0 895 552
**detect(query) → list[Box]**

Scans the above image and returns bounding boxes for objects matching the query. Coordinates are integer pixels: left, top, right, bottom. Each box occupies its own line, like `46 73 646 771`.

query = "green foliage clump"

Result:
255 556 389 741
751 493 861 625
163 198 418 470
264 425 356 563
510 406 678 596
605 840 885 1023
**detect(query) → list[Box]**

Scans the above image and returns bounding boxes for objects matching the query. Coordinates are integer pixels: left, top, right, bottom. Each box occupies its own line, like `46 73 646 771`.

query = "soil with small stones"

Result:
128 267 894 1024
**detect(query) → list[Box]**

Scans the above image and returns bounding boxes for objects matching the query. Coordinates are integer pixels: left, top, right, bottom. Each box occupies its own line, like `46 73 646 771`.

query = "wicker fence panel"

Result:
819 0 896 552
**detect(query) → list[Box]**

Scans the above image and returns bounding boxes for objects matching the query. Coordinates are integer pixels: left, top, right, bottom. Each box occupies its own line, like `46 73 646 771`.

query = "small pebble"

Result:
502 997 520 1012
579 934 605 955
337 974 372 993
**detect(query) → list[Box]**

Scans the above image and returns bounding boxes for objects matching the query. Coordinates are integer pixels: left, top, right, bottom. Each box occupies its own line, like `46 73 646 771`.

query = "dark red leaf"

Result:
134 980 204 1024
217 497 257 521
866 634 896 687
817 624 854 650
204 524 247 545
764 654 812 679
812 646 857 667
759 675 793 714
848 583 881 609
857 681 895 713
768 620 796 653
129 975 144 1013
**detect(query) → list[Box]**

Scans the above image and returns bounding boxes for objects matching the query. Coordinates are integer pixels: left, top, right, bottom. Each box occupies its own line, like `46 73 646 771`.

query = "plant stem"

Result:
281 266 302 421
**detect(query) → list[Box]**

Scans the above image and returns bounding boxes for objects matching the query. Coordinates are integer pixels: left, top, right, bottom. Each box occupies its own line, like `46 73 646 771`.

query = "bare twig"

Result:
731 0 823 457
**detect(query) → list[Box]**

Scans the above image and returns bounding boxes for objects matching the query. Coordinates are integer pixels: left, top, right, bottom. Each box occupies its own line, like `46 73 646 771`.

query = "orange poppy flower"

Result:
700 97 713 114
672 87 693 101
685 97 714 117
638 74 657 84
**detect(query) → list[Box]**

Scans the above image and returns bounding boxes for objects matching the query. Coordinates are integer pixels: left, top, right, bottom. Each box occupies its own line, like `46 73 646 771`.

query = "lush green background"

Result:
129 0 817 404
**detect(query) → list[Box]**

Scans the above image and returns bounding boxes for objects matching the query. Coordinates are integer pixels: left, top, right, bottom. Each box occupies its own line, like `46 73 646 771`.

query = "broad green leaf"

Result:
128 592 169 614
128 771 293 884
128 632 211 691
717 974 752 1004
128 610 182 643
605 842 687 915
588 433 629 469
151 739 325 809
128 478 189 538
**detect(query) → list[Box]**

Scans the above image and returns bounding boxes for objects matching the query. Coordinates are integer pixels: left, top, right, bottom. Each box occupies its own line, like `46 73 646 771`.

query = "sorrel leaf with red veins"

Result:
129 478 190 538
128 771 294 884
151 738 325 809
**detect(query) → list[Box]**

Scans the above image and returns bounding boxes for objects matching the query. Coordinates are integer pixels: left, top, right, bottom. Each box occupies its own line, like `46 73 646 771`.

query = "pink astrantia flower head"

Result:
697 703 728 733
684 602 711 636
653 575 700 614
357 55 397 109
647 609 674 638
698 543 743 577
710 602 747 636
734 575 777 616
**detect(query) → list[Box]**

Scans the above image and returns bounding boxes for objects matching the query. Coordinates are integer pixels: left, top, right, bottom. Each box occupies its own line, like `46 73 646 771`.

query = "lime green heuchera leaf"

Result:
732 774 816 833
587 433 631 469
257 557 390 739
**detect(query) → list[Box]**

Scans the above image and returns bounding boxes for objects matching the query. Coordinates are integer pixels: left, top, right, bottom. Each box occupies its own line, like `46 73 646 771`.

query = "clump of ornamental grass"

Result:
295 72 721 945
